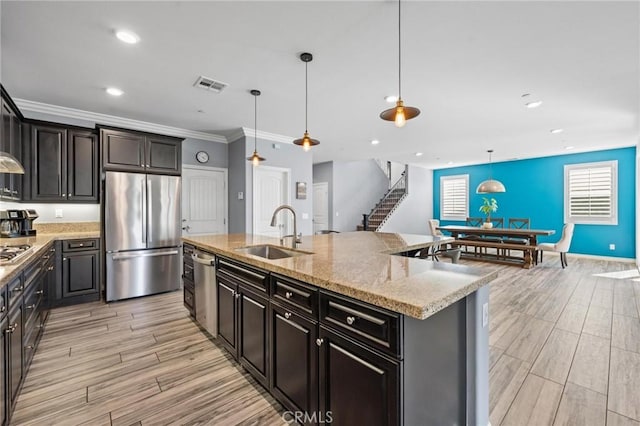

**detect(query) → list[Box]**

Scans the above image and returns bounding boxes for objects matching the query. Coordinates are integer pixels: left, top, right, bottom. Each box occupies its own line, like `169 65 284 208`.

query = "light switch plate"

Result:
302 213 309 220
55 209 63 218
238 192 244 200
482 303 489 328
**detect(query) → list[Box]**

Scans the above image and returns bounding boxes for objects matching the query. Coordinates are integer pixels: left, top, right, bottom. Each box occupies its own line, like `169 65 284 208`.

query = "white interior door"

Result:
313 182 329 233
182 165 227 236
253 166 290 237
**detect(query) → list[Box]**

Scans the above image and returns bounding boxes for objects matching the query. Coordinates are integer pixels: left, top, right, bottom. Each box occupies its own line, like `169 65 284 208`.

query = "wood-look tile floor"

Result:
12 254 640 425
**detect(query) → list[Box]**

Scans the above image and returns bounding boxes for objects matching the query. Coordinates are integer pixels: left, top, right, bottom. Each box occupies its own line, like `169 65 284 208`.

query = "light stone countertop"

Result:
0 232 101 287
183 232 498 320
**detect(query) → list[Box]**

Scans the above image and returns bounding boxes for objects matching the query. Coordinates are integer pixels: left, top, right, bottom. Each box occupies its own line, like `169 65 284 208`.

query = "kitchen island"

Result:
182 231 497 426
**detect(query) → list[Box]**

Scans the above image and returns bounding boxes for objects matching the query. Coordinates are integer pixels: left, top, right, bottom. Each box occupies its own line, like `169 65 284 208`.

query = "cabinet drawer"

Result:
217 257 268 294
271 274 318 318
184 286 195 314
63 238 99 252
320 292 401 358
183 245 194 266
183 263 194 282
24 286 43 325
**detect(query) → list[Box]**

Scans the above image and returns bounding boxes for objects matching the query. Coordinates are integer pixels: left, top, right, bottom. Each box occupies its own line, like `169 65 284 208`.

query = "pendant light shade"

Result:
476 150 506 193
293 52 320 151
246 89 266 166
0 151 25 174
380 0 420 127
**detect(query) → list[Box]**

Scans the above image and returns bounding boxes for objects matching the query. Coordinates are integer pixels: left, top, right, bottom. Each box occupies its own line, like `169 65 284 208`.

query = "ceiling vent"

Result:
193 76 229 93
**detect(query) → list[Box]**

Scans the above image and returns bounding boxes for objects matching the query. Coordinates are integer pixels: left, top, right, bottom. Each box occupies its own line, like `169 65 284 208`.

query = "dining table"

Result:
436 225 556 268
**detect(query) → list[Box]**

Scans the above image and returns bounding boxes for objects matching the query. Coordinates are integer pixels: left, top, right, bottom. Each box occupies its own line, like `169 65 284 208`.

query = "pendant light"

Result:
0 151 25 174
476 150 506 193
293 52 320 151
246 89 266 167
380 0 420 127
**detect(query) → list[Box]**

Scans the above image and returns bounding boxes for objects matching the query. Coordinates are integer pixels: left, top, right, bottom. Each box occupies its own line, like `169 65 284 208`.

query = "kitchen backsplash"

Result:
35 221 100 234
1 201 100 223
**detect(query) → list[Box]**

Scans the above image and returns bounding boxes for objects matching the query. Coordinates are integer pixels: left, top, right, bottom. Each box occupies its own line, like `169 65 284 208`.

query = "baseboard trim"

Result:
545 251 637 264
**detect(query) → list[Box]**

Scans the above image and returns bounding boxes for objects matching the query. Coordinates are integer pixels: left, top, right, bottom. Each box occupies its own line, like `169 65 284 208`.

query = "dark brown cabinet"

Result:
51 238 100 307
7 303 23 410
0 315 7 426
61 241 99 301
28 122 98 202
270 303 318 420
0 93 23 201
318 326 400 426
216 258 270 387
101 127 182 175
182 244 195 317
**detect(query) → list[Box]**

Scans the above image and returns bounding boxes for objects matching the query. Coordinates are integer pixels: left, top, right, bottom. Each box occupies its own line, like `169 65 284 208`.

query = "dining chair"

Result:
537 223 575 268
481 217 504 257
428 219 444 236
466 217 483 227
503 218 531 257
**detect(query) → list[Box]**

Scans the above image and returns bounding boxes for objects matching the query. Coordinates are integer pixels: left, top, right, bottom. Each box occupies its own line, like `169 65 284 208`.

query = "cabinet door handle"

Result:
284 312 292 319
26 304 36 310
25 345 34 350
12 286 23 294
36 290 44 295
47 266 54 271
0 306 5 313
5 323 17 334
285 291 293 299
346 316 356 325
43 255 50 260
315 338 324 347
11 190 17 195
234 292 240 299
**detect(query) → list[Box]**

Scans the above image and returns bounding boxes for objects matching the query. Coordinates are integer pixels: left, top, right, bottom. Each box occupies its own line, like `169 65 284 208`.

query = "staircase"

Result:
358 167 408 231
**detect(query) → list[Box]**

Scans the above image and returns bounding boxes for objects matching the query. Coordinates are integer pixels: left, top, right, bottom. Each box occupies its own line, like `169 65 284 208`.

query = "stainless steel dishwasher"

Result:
191 250 217 337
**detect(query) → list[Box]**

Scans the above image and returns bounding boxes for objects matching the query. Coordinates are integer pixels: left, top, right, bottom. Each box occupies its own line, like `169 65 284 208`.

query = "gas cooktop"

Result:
0 244 33 266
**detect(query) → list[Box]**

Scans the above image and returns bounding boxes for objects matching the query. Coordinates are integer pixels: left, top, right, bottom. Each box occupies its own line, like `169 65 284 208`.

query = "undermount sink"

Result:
234 244 312 260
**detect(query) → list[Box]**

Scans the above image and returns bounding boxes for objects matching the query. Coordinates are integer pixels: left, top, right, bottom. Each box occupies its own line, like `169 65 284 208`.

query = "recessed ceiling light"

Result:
564 146 574 150
384 95 398 103
371 139 380 145
525 101 543 109
415 152 423 157
106 87 124 96
115 30 140 44
550 128 564 134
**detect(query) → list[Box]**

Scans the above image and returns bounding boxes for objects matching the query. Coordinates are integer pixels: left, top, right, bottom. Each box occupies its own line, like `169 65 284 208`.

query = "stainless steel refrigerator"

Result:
104 171 181 302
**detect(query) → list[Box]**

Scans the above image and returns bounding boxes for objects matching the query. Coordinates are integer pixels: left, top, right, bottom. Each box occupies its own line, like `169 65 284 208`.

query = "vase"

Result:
482 222 493 229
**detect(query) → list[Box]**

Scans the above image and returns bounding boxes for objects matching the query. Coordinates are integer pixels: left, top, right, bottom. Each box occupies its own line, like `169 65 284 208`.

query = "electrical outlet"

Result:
482 303 489 328
55 209 63 218
609 244 615 250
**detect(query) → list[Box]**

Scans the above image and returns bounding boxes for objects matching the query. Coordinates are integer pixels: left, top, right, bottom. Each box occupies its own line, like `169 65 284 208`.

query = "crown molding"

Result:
14 98 228 143
231 127 294 144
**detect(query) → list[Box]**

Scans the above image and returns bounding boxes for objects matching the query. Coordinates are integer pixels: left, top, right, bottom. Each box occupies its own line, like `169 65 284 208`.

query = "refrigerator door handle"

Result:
112 250 180 261
147 178 152 244
141 177 147 244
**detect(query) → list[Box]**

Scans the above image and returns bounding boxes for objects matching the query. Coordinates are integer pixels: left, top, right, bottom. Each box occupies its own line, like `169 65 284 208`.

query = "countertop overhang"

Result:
183 232 498 320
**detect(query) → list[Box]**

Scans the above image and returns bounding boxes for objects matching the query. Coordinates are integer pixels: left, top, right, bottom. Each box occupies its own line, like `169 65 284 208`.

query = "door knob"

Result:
182 225 191 231
316 338 324 347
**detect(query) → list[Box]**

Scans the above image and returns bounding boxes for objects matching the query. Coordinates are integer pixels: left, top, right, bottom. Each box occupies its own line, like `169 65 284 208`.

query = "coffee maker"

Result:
0 209 38 238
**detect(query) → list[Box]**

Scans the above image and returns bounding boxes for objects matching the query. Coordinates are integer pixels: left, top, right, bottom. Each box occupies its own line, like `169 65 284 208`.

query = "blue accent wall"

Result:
433 147 636 259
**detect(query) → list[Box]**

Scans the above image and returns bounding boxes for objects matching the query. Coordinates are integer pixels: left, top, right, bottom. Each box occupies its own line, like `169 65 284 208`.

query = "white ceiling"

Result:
1 1 638 168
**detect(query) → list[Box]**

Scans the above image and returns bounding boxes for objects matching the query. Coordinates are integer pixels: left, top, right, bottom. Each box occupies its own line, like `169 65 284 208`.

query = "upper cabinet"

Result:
27 122 98 203
101 127 182 175
0 87 24 201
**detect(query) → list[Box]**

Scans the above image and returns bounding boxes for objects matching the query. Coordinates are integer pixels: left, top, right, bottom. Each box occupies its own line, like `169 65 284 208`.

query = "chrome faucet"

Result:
270 205 301 249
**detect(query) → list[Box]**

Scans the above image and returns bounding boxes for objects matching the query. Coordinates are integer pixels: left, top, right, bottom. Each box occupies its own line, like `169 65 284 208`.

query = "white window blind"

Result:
440 175 468 221
564 161 617 225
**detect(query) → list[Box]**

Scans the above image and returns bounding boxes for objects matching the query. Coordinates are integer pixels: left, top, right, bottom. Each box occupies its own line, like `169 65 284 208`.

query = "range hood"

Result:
0 152 25 174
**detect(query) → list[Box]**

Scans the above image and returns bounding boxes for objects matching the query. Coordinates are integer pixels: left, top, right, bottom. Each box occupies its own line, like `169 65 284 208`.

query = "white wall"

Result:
1 201 99 222
637 139 639 267
379 165 434 235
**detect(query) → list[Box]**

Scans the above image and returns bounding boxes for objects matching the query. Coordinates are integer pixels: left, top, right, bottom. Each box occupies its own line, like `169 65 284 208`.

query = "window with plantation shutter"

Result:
564 161 617 225
440 175 469 221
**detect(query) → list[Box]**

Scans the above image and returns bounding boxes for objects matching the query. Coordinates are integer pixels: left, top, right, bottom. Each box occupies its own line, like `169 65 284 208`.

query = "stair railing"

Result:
362 165 408 230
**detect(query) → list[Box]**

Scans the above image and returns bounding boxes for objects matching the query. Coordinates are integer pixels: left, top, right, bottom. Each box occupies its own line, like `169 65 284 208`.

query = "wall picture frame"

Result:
296 182 307 199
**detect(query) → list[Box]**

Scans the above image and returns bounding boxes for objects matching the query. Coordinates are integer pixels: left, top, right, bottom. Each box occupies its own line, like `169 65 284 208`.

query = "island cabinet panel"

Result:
216 278 237 355
238 286 269 387
7 303 23 410
182 244 195 317
0 315 7 426
270 303 319 422
318 326 400 426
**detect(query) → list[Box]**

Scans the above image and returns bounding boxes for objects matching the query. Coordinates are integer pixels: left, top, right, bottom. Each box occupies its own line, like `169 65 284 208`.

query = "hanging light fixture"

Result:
380 0 420 127
293 52 320 151
476 150 506 193
246 89 266 167
0 152 25 174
